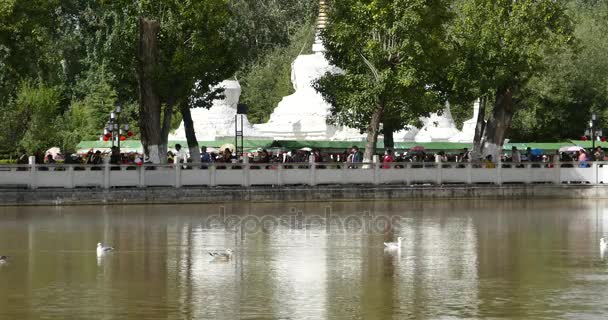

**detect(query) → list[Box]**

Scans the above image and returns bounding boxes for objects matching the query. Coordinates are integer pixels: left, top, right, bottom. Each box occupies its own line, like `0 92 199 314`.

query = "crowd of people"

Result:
13 144 608 169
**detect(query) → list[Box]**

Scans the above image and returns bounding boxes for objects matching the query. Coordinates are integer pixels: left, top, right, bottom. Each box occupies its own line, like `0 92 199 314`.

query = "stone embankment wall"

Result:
0 185 604 206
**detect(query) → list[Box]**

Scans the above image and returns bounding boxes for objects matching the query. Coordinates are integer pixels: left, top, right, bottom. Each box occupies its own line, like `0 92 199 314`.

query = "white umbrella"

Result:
299 147 313 152
219 144 236 153
45 147 63 160
559 146 584 153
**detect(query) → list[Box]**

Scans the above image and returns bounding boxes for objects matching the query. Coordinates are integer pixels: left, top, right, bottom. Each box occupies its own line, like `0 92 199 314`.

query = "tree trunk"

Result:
180 103 201 163
136 17 162 163
157 102 175 164
480 87 514 161
363 103 384 163
383 125 394 151
471 96 487 161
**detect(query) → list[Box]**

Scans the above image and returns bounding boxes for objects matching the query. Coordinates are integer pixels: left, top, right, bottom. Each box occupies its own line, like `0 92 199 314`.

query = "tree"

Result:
508 0 608 141
315 0 452 162
0 81 62 154
449 0 573 159
0 0 322 159
226 0 318 64
82 1 240 163
0 0 62 98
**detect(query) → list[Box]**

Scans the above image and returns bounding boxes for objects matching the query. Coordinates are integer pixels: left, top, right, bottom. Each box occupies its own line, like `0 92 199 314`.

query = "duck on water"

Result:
384 237 403 250
209 249 233 262
97 243 115 256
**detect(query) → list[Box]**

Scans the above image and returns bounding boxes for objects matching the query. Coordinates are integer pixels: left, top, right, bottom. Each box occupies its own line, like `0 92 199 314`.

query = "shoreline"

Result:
0 184 604 206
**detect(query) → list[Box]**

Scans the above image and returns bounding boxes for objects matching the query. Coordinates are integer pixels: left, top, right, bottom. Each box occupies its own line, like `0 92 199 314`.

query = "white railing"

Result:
0 162 604 189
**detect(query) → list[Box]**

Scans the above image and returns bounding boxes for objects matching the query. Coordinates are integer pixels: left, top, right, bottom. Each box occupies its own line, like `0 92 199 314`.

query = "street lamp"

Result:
103 104 130 153
587 113 604 150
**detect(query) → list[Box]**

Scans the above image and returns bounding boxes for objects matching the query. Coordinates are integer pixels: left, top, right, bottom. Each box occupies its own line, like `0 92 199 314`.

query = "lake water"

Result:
1 200 608 319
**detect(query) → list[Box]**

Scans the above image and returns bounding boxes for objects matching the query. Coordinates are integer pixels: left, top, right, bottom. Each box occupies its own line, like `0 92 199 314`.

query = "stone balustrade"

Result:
0 161 604 189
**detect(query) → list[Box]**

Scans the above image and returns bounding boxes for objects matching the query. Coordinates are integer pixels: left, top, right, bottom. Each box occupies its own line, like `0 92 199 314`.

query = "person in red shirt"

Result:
382 149 394 169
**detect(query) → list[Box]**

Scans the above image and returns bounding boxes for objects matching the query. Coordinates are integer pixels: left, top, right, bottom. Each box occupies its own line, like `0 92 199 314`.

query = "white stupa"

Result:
171 1 477 144
252 2 364 141
251 50 364 141
450 99 481 143
412 102 462 143
169 80 258 141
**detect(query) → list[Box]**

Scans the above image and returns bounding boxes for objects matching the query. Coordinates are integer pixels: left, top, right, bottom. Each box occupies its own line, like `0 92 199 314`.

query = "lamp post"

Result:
589 113 604 150
104 104 130 154
590 114 595 150
235 104 248 158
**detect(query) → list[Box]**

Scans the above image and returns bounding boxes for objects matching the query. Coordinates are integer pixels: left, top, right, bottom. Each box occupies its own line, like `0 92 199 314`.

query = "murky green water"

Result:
0 200 607 319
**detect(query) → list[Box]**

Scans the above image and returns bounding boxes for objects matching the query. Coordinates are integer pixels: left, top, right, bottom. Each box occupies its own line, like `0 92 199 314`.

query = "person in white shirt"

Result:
512 146 521 164
174 144 189 164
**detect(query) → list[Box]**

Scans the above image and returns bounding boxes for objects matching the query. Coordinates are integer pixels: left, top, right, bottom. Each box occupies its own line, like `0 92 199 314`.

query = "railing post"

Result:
209 164 217 187
593 162 599 185
496 160 502 185
65 165 74 188
242 158 250 187
373 155 380 185
277 163 284 186
309 156 316 186
436 162 443 185
466 163 473 185
525 162 532 184
405 162 411 186
103 158 110 189
28 156 37 190
175 162 182 188
138 165 146 188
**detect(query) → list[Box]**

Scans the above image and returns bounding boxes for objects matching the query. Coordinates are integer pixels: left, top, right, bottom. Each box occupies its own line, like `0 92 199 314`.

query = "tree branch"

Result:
359 53 380 82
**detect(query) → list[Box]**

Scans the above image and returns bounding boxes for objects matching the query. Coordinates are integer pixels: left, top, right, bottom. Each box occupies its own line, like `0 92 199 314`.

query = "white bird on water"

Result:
97 243 115 256
208 249 233 261
384 237 403 249
0 256 8 264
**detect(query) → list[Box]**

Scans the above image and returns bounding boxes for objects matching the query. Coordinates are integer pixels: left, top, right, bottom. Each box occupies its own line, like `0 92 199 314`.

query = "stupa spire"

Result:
312 0 329 53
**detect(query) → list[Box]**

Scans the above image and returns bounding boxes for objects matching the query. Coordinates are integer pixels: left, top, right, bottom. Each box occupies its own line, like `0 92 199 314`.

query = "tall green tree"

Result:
80 1 240 163
449 0 574 159
0 81 63 154
0 0 62 97
315 0 452 161
509 0 608 141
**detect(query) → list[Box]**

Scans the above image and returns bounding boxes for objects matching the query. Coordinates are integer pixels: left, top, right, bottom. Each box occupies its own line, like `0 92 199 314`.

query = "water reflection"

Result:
0 200 608 319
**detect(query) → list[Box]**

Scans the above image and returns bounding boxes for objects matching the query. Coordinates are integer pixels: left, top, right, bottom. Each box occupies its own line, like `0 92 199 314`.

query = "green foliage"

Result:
0 0 62 96
0 81 62 154
447 0 574 154
226 0 318 64
2 0 608 160
316 0 453 132
449 0 574 103
509 0 608 141
233 0 318 124
57 71 118 151
0 0 319 158
240 22 316 123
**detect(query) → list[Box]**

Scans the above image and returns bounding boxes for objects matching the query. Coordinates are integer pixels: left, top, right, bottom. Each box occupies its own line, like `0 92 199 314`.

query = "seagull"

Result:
97 243 115 256
384 237 403 249
209 249 233 261
0 256 8 264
